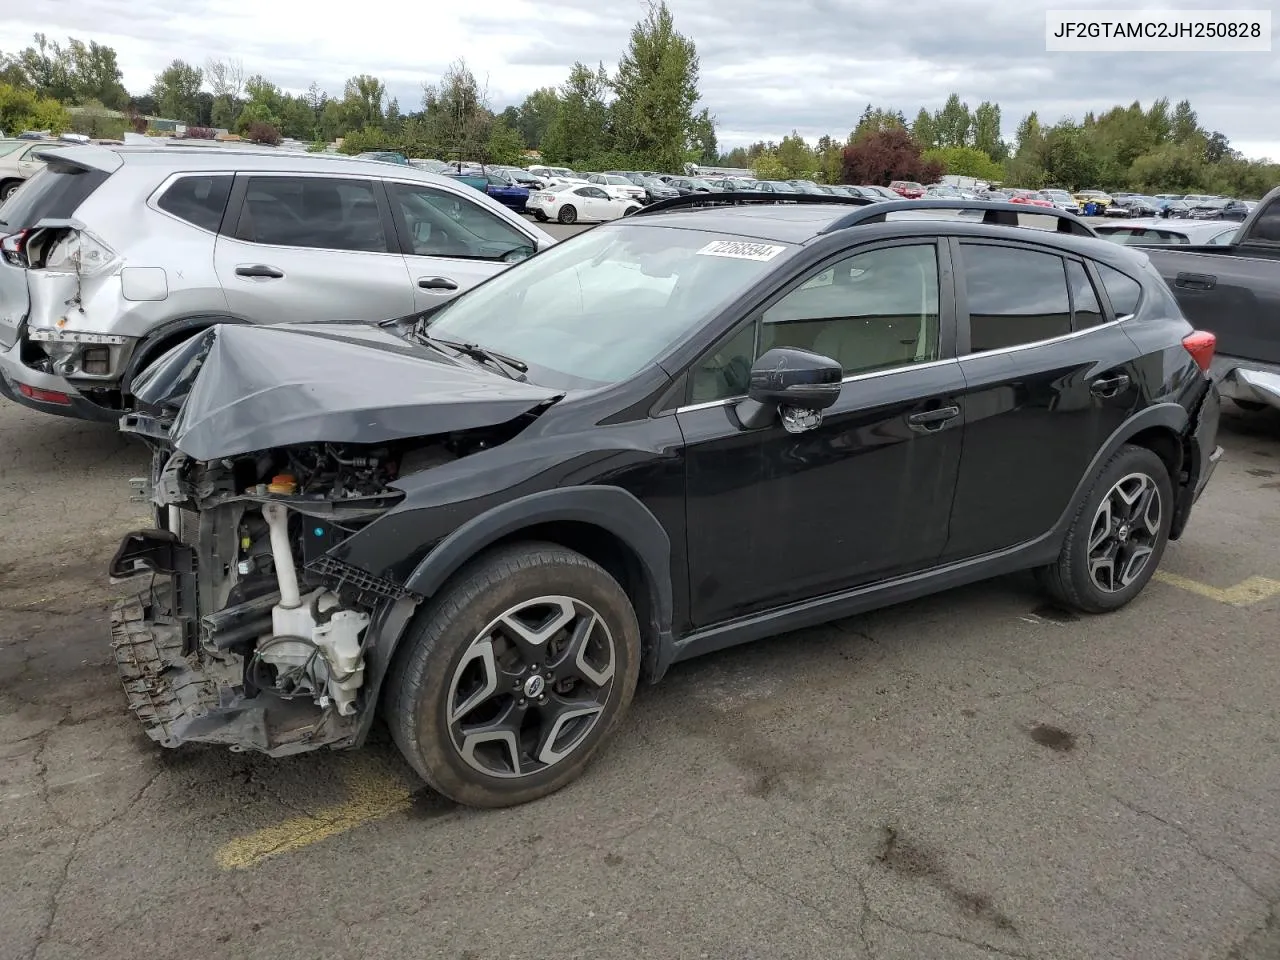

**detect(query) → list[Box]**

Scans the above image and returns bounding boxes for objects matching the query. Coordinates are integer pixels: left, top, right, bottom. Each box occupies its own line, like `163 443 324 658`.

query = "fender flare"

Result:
352 486 676 746
404 486 674 630
122 314 249 393
1051 402 1189 540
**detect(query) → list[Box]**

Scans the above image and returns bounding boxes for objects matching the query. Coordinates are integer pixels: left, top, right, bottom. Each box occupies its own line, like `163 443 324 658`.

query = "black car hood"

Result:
131 321 562 461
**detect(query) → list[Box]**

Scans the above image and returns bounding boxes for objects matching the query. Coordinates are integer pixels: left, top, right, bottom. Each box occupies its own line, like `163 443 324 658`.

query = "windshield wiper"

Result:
419 333 529 379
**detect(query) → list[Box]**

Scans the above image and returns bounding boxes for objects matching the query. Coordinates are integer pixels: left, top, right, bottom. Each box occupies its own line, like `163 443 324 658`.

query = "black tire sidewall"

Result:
1065 445 1173 611
400 546 640 807
558 205 576 224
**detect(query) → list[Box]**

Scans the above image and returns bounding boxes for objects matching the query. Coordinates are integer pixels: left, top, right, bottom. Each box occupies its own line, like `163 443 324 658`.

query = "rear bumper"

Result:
1210 354 1280 409
0 336 120 422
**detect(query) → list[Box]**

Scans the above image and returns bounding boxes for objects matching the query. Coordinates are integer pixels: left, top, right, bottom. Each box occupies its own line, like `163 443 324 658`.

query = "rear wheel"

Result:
0 180 21 202
1035 444 1173 613
386 542 641 808
533 210 548 222
557 205 577 225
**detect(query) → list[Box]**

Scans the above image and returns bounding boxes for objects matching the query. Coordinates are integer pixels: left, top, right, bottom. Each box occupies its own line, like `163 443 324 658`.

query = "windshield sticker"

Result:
696 240 787 261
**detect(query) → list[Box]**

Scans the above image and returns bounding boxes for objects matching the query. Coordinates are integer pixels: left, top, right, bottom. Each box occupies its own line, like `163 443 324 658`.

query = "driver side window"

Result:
687 243 942 403
388 181 532 261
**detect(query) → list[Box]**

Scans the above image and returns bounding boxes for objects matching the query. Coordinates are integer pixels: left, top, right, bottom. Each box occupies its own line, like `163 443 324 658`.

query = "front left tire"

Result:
385 541 641 808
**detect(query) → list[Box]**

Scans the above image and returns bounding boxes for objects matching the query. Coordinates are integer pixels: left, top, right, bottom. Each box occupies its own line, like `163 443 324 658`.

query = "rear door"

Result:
213 173 414 325
383 178 541 311
941 239 1143 561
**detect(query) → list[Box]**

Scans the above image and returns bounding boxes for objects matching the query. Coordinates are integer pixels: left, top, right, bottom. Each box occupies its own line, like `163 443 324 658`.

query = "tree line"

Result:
723 95 1278 197
1 17 1276 194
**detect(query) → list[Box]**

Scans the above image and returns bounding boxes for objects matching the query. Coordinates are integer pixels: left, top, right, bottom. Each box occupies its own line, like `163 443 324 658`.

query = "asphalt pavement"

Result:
3 296 1280 960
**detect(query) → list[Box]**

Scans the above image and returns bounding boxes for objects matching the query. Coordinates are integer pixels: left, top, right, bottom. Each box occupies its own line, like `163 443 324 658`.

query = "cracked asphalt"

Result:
3 388 1280 960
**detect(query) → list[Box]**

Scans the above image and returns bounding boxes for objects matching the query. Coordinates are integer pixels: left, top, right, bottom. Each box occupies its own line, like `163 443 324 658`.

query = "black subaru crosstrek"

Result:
110 195 1222 809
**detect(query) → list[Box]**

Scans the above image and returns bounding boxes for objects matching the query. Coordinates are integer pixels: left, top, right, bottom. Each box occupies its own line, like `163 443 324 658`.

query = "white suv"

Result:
0 143 554 421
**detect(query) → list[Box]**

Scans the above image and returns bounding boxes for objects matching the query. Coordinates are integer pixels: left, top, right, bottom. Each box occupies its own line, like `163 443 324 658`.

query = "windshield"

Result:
423 225 790 388
602 175 632 185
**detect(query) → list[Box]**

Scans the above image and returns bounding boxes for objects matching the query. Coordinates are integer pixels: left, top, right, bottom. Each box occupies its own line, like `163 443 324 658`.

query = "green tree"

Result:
205 57 245 130
689 107 717 164
1128 142 1206 193
540 62 611 166
610 0 703 171
1171 99 1198 144
516 87 559 149
971 101 1004 162
1041 123 1100 190
69 99 127 138
486 120 526 165
776 131 816 178
0 82 71 134
280 96 319 140
17 34 74 102
66 40 128 109
933 93 972 148
853 105 905 141
423 59 491 160
911 108 937 150
1145 96 1172 145
751 151 788 180
150 59 204 123
338 124 392 154
341 74 386 131
921 145 1004 181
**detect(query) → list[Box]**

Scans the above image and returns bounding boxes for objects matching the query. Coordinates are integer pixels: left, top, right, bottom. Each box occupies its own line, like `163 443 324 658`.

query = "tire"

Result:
385 541 641 808
533 210 548 222
557 205 577 225
1035 444 1173 614
622 205 637 216
0 180 20 202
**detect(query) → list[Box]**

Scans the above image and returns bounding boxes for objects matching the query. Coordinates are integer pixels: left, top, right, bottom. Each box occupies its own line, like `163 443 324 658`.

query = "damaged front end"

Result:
110 441 427 755
108 321 563 755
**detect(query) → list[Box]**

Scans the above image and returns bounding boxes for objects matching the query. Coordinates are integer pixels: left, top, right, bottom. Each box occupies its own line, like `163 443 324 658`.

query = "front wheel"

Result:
557 205 577 224
385 542 641 808
0 180 21 202
1035 444 1173 613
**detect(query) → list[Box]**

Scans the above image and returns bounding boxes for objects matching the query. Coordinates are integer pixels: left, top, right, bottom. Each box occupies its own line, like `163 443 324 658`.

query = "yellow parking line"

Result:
1153 571 1280 606
214 757 414 870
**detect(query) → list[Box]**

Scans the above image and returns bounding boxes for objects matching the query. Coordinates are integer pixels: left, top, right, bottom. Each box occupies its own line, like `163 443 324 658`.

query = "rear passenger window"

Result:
1097 264 1142 318
157 175 232 232
1066 261 1104 329
235 176 388 253
960 244 1070 351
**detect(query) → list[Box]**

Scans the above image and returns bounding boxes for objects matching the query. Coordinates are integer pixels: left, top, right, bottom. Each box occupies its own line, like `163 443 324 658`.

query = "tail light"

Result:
1182 330 1216 372
1 229 31 267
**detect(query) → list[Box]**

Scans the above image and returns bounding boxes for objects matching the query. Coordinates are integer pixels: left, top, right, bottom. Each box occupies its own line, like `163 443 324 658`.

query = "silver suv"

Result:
0 143 554 421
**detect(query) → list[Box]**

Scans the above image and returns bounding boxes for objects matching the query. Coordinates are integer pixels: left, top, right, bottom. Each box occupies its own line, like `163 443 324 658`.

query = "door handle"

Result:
1090 373 1130 398
234 264 284 279
907 405 961 431
1175 272 1216 290
418 276 459 291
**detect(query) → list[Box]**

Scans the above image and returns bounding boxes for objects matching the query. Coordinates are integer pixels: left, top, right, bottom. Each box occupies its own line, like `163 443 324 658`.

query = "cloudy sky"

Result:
6 0 1279 160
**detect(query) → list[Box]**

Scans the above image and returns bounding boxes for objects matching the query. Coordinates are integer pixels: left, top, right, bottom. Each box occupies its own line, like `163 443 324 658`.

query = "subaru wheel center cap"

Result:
524 675 546 698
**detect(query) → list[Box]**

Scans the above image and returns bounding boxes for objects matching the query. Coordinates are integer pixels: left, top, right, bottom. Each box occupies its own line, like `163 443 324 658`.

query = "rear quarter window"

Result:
0 164 109 230
1097 264 1142 317
156 175 233 232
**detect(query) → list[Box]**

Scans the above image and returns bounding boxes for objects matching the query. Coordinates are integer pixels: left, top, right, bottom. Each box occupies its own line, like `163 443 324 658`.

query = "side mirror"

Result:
736 347 842 432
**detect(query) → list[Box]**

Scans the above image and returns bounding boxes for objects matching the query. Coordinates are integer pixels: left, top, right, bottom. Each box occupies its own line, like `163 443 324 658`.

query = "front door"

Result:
213 173 415 324
383 179 541 311
676 239 966 627
942 239 1144 560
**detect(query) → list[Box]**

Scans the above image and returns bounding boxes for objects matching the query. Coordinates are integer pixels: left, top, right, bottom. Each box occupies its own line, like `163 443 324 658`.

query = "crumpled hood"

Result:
130 322 562 461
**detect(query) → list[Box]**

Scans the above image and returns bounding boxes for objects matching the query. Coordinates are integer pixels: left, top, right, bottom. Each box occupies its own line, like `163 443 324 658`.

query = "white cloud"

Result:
5 0 1279 159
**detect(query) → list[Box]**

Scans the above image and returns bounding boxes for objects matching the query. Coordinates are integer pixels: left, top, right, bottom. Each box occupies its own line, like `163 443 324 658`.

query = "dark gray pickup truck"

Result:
1142 185 1280 410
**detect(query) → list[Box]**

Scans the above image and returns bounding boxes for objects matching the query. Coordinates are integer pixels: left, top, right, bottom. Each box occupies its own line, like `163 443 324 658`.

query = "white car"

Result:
0 139 50 201
527 183 642 224
527 165 576 180
585 173 647 204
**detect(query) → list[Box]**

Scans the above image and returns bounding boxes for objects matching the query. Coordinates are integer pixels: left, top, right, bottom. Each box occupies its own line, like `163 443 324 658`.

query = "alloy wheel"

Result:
1087 472 1162 593
446 595 617 779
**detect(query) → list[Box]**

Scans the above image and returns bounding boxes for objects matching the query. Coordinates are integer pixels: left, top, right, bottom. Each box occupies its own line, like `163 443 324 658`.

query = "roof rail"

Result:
819 199 1098 237
629 192 872 217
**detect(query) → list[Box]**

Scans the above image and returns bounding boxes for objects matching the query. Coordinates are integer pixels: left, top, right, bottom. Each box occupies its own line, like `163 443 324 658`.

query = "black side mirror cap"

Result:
737 347 842 429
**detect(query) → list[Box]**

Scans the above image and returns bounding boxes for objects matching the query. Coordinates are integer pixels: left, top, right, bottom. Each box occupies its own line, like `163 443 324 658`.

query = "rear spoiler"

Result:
29 143 124 175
